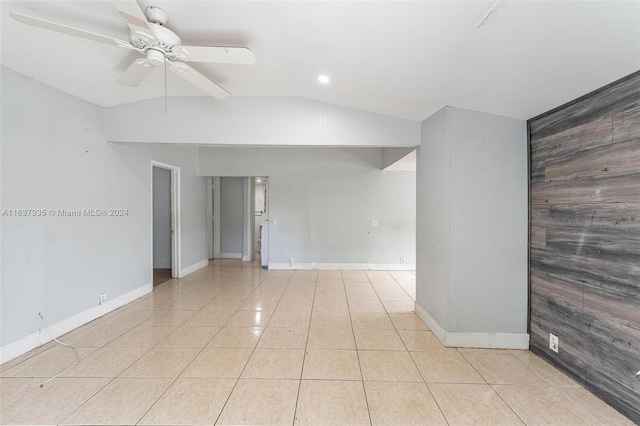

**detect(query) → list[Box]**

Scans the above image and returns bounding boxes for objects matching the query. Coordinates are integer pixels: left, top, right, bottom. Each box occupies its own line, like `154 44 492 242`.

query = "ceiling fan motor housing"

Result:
144 6 168 26
129 21 182 65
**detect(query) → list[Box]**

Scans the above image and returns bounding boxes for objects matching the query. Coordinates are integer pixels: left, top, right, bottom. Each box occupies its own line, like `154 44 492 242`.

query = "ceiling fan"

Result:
10 1 256 99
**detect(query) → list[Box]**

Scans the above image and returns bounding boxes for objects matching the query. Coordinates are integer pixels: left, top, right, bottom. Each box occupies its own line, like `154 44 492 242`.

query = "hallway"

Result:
0 261 631 425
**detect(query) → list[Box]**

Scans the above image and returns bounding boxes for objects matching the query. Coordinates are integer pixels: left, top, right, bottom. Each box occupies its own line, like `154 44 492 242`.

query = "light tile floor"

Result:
0 260 634 425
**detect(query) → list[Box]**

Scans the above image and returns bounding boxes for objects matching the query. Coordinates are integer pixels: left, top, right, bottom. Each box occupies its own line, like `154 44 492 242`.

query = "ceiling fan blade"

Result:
10 12 131 47
167 60 230 100
117 59 153 86
112 0 154 38
176 46 256 65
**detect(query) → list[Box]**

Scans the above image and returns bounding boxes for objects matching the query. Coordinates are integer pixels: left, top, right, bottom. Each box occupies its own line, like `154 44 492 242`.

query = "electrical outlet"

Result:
400 257 406 264
272 219 278 226
288 257 293 265
99 293 107 305
549 333 559 353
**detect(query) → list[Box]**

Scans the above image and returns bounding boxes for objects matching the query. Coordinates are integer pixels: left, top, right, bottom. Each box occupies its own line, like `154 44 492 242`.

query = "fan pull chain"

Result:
164 61 168 114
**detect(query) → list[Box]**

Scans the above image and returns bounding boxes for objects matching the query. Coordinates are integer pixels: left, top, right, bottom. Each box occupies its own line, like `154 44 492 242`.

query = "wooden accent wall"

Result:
529 71 640 424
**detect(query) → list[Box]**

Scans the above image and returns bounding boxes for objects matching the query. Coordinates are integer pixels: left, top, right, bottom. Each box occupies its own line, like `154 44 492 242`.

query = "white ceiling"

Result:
1 1 639 121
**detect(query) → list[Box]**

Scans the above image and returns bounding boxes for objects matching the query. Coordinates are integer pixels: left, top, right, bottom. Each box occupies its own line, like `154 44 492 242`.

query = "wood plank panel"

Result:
530 226 546 249
531 172 640 205
531 249 640 303
531 116 612 165
530 70 640 140
586 368 640 422
531 203 640 230
544 225 640 266
544 139 640 182
583 290 640 326
530 164 546 185
583 305 640 422
613 105 640 143
529 71 640 424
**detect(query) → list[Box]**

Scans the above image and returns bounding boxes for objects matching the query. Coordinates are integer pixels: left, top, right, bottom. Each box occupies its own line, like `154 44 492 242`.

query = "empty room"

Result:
1 1 639 425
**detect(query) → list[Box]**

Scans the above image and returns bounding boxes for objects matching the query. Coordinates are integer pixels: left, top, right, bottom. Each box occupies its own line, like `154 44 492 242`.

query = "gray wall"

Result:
416 106 528 341
199 147 416 267
416 108 450 329
105 96 420 147
152 167 171 269
219 177 244 256
0 67 208 350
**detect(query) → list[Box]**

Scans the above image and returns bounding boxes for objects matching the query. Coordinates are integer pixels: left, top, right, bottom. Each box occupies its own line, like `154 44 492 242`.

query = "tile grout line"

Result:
119 290 234 423
291 271 319 426
387 270 416 302
370 270 451 426
56 321 160 424
58 376 119 425
113 274 238 425
4 265 624 425
479 351 603 426
346 271 374 426
485 382 533 426
4 306 165 421
50 308 179 425
62 263 265 425
131 310 232 424
213 269 293 426
455 349 530 425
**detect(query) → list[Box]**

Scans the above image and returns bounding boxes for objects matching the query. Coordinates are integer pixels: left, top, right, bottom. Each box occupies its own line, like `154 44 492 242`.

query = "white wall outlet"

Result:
99 293 107 305
549 333 559 353
272 219 278 226
288 257 293 265
400 257 406 264
371 219 379 227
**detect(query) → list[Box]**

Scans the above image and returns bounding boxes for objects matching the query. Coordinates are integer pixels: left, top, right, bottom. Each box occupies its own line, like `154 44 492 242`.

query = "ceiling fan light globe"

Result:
146 48 165 66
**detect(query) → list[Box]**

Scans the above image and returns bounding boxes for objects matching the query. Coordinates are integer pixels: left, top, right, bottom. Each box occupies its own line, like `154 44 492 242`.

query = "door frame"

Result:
206 177 221 259
206 177 213 260
151 160 181 278
242 177 255 262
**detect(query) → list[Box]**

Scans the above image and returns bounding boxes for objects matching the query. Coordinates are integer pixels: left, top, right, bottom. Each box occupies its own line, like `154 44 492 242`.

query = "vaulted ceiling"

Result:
1 1 638 121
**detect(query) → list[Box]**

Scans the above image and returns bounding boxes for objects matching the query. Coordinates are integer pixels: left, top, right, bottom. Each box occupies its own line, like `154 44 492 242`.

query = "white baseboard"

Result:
241 255 251 262
414 302 447 343
268 262 416 270
368 263 416 271
269 263 360 270
445 331 529 349
414 302 529 350
0 283 152 365
220 253 242 259
179 258 209 277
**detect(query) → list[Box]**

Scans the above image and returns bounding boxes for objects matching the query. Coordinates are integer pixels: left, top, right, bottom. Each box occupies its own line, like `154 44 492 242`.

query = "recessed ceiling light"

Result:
318 75 330 84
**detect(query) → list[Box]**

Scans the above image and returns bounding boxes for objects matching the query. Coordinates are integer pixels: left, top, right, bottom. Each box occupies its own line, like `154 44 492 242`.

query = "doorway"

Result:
152 161 181 286
207 177 221 260
208 176 263 265
254 177 269 266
